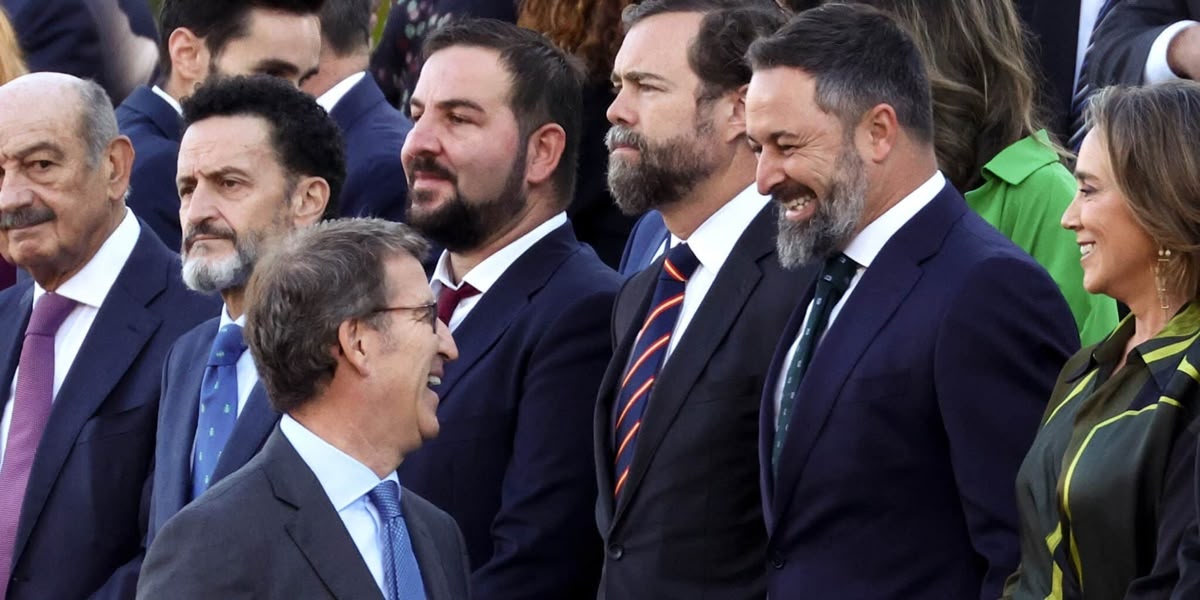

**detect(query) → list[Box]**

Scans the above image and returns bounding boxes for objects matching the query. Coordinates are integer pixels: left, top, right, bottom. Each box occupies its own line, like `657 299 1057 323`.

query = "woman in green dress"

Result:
1004 82 1200 599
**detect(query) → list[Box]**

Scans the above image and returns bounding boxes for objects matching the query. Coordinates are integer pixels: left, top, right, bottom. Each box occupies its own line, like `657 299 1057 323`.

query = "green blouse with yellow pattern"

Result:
1004 304 1200 599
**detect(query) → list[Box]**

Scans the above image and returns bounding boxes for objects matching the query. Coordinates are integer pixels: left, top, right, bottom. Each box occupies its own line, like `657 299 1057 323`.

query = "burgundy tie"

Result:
437 282 479 326
0 292 77 595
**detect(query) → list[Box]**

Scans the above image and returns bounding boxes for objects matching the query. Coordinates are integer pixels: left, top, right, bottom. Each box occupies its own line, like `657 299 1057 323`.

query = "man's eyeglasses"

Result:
372 301 438 332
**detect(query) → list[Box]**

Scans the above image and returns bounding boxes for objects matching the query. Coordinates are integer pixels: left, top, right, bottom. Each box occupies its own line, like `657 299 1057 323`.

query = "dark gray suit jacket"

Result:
137 428 471 600
594 203 815 599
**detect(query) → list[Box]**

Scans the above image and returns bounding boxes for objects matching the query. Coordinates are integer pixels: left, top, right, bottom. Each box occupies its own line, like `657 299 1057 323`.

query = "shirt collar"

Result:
430 212 568 293
151 85 183 116
34 208 140 308
843 171 944 269
316 72 367 113
218 305 248 328
1068 303 1200 391
980 130 1061 186
668 184 769 273
279 414 400 512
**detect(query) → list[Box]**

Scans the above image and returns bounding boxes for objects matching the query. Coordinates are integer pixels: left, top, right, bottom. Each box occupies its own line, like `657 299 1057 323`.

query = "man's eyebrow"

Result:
612 70 671 87
11 142 66 161
252 58 301 78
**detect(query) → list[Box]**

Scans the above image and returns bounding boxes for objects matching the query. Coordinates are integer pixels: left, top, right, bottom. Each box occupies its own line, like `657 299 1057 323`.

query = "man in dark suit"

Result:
147 75 344 549
303 0 412 222
596 3 808 598
0 73 217 600
1090 0 1200 86
399 19 619 599
744 6 1079 599
2 0 158 104
139 218 469 600
116 0 324 253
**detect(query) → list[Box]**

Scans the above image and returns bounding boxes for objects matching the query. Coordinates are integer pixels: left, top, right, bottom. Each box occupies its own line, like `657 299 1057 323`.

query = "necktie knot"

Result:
437 282 480 325
26 293 76 337
820 253 858 294
207 323 246 367
368 480 403 521
661 243 700 283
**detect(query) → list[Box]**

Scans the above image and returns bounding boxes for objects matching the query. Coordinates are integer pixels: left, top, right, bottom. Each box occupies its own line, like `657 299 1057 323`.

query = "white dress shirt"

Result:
280 415 399 597
661 185 768 359
1076 0 1105 86
430 212 569 332
316 72 367 113
1 209 141 465
1146 20 1200 83
151 84 183 116
771 172 945 420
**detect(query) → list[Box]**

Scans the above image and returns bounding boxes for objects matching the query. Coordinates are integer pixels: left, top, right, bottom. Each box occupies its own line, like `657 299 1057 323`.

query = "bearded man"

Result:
745 6 1079 598
396 18 620 599
145 74 344 553
593 2 816 599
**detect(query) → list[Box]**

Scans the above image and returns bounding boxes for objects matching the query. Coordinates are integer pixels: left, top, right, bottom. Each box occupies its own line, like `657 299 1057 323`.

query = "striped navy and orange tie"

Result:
612 242 700 501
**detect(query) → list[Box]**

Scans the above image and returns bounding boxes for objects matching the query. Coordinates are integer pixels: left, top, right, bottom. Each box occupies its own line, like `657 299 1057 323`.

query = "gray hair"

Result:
244 218 430 413
74 78 120 168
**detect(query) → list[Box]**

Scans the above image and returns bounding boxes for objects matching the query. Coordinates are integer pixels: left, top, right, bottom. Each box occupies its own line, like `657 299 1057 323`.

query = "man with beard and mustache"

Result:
594 2 815 599
0 73 217 600
744 5 1080 599
143 75 343 565
397 19 620 599
116 0 324 254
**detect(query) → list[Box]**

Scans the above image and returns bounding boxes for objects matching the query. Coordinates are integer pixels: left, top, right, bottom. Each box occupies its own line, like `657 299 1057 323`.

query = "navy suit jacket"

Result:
147 317 278 546
617 210 669 277
138 428 471 600
596 204 815 599
760 183 1079 599
1016 0 1081 141
117 86 185 253
399 222 619 599
1090 0 1200 86
0 222 218 600
329 74 413 221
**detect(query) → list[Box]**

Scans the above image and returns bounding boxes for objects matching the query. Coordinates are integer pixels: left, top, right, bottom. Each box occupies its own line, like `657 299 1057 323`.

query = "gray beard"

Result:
775 150 868 269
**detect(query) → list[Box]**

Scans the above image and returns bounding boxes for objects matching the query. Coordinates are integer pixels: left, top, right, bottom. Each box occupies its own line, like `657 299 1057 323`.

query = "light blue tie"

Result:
368 480 427 600
191 323 245 499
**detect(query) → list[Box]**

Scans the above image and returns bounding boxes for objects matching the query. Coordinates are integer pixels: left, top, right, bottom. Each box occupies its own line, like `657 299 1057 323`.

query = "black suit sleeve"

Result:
1089 0 1198 86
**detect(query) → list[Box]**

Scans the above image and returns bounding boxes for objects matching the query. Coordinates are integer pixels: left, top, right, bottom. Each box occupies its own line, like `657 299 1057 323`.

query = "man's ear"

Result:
858 102 900 164
290 176 331 226
105 136 136 204
524 122 566 188
719 84 750 145
337 318 371 376
167 27 210 88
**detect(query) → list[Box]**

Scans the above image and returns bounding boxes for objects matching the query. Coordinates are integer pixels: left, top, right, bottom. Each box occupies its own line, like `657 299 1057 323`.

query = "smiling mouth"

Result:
426 375 442 388
1080 243 1095 257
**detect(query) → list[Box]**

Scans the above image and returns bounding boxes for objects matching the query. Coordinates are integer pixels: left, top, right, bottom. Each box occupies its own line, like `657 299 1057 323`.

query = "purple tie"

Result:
0 292 76 596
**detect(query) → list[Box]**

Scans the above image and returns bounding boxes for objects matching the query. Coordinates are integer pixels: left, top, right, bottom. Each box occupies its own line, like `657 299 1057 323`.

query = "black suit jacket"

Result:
1090 0 1200 85
117 86 185 252
148 316 278 546
1017 0 1082 141
0 222 218 600
138 428 471 600
594 204 815 600
329 74 413 222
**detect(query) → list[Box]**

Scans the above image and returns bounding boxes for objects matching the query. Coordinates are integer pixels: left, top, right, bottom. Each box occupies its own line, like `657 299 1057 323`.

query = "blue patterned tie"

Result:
191 323 245 499
772 254 858 474
368 481 427 600
612 243 700 501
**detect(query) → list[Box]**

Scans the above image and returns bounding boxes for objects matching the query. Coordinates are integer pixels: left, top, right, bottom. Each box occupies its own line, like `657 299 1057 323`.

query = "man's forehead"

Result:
416 46 511 101
179 116 274 164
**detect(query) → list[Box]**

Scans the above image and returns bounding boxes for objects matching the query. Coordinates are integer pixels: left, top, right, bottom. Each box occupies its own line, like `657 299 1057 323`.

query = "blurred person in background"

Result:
0 6 23 291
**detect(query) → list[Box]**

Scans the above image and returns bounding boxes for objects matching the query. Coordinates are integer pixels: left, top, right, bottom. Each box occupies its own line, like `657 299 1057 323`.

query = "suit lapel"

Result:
16 230 169 560
758 291 812 533
402 493 453 600
329 74 384 132
212 382 278 482
268 431 384 600
593 267 657 530
769 185 966 529
159 322 217 518
0 286 33 409
434 224 578 400
129 86 183 142
613 206 776 524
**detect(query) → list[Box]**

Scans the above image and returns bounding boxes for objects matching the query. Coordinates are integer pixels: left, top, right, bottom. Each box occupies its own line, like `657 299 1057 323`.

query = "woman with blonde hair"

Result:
0 7 24 290
848 0 1118 345
1005 81 1200 599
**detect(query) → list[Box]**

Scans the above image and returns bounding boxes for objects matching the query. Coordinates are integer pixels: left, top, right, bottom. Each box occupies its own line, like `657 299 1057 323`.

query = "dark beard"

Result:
405 146 528 253
605 121 718 217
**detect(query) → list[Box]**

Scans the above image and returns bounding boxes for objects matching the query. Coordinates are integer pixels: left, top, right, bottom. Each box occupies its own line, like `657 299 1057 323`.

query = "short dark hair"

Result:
157 0 325 80
748 3 934 143
182 74 345 219
318 0 372 56
245 218 430 413
622 0 784 102
423 19 584 205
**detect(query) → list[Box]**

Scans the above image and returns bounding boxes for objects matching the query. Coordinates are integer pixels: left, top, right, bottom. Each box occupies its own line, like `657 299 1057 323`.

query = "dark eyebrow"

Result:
12 142 67 161
252 58 302 79
177 166 252 188
611 70 671 87
410 98 487 115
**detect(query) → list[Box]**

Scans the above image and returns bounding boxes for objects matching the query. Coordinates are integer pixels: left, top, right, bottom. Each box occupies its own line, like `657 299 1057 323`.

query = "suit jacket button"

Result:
770 552 785 569
607 544 624 560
